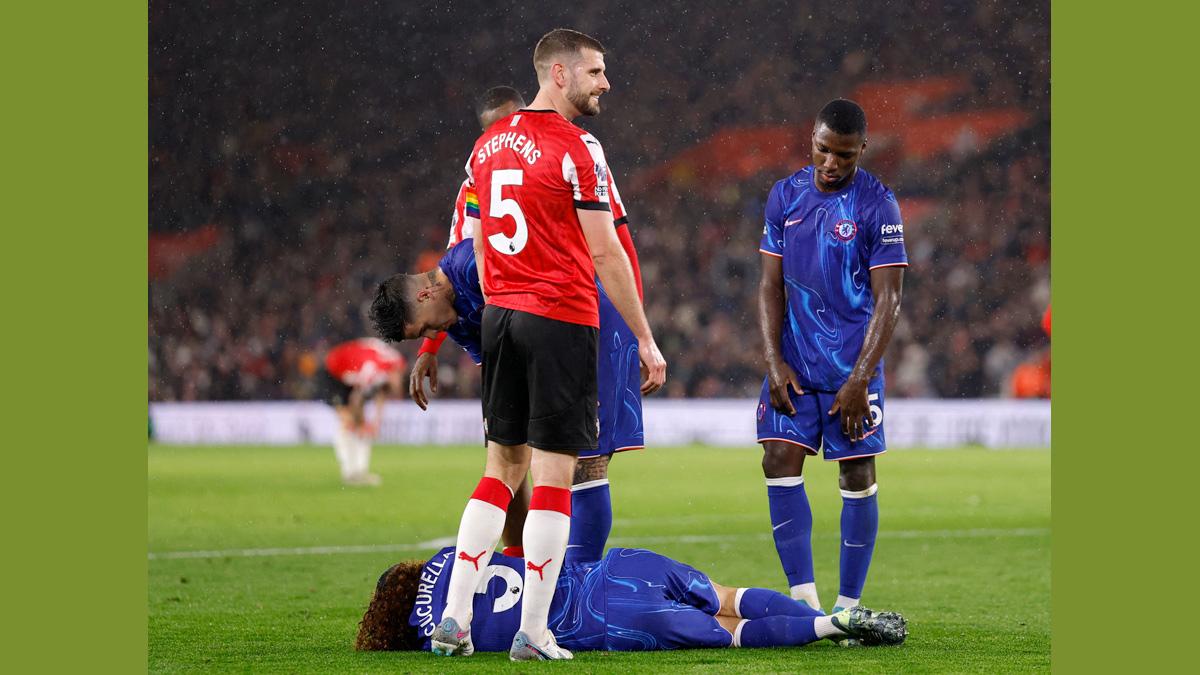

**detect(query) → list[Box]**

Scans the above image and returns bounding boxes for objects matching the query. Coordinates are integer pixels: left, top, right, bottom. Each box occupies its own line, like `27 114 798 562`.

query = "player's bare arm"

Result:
758 252 803 415
409 352 438 411
578 207 666 394
829 267 904 441
347 386 367 428
367 389 387 436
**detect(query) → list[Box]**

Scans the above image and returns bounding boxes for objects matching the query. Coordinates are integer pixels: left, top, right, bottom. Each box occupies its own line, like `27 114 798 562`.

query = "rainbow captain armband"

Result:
464 190 480 218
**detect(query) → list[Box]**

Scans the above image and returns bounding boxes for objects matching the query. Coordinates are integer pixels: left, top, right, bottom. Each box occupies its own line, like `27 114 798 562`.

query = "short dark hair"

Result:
533 28 605 77
369 274 414 343
475 86 526 120
816 99 868 137
355 560 426 651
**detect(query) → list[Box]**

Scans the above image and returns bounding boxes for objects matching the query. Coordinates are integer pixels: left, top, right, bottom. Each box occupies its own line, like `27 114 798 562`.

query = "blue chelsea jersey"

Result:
438 239 486 364
759 166 908 391
410 547 607 653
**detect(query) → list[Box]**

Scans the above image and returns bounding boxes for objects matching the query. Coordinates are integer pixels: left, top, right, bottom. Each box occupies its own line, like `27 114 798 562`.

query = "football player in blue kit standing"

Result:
756 99 907 619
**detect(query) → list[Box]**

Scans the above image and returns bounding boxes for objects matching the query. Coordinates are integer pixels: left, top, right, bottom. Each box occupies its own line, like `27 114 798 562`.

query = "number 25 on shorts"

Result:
868 391 882 426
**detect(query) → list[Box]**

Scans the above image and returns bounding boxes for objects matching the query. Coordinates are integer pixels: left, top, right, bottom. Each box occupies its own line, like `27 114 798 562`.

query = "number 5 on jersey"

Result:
487 169 527 255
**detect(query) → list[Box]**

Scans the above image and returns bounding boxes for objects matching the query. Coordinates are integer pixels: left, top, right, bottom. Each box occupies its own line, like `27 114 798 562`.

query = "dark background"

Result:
148 0 1049 402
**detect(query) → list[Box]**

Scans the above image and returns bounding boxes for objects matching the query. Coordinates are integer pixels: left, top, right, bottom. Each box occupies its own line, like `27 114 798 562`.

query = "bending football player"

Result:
319 338 406 486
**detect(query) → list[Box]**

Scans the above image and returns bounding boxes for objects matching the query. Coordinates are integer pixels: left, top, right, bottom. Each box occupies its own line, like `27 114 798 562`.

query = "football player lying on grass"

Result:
356 546 906 657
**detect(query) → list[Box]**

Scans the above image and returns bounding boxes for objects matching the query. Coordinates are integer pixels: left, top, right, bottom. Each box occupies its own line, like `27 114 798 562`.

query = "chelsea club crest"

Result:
831 219 858 242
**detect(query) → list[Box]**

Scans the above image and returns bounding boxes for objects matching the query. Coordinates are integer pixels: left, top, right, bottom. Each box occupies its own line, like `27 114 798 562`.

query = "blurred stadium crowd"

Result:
149 0 1049 402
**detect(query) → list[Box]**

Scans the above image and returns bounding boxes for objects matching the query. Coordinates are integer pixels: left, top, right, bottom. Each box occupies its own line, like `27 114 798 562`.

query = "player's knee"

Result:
573 455 609 485
529 449 577 488
838 457 876 491
761 442 805 478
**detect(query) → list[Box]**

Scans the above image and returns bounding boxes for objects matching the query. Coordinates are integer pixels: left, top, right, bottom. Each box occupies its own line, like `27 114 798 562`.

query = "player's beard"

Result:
567 83 600 116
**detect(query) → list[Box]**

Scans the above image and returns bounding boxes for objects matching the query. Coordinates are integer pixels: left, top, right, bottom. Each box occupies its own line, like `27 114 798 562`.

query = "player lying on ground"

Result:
355 546 907 656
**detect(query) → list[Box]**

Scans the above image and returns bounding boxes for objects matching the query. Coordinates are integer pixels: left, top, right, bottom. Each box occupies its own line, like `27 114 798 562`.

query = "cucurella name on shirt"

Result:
412 550 453 637
476 130 542 166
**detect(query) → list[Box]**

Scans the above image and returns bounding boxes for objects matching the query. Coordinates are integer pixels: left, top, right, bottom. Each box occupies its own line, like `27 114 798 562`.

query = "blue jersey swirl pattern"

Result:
760 166 908 392
438 240 487 364
436 238 644 455
410 547 730 652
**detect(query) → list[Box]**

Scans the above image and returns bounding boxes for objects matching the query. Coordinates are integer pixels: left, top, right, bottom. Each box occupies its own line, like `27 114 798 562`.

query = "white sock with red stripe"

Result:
441 477 513 627
333 426 353 480
351 432 372 475
346 432 362 476
519 485 572 643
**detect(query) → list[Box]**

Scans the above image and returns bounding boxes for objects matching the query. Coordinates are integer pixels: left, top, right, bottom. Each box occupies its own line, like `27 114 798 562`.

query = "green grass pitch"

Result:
148 444 1049 672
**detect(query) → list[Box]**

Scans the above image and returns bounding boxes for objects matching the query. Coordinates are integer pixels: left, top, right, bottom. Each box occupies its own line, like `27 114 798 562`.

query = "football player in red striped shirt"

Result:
431 29 666 662
320 338 405 486
408 85 647 568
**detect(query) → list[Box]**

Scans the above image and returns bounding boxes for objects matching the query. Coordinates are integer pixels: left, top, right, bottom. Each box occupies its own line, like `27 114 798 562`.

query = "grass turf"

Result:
148 444 1049 672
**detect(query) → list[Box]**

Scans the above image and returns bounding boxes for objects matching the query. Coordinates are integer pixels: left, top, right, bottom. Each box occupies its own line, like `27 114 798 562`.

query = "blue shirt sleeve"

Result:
864 190 908 269
760 181 785 257
441 240 485 365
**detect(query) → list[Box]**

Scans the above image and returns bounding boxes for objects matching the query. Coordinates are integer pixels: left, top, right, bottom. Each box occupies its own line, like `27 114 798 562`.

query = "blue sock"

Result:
737 616 820 648
839 485 879 600
766 477 815 588
736 587 824 619
564 479 611 564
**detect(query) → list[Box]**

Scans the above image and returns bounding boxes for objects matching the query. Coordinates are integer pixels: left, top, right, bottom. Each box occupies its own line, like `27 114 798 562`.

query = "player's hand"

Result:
829 377 871 442
766 358 803 416
638 339 667 395
409 353 439 411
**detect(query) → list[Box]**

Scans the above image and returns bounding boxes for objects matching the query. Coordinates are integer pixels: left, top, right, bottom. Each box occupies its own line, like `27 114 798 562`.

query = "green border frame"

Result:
13 1 1196 670
6 3 146 670
1054 2 1196 671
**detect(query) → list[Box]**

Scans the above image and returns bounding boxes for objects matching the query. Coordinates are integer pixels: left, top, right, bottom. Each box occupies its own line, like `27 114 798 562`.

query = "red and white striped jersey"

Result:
446 177 478 249
453 164 628 247
324 338 406 388
466 109 613 327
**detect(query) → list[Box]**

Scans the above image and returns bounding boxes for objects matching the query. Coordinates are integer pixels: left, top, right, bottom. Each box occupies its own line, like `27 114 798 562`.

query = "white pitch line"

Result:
147 537 456 561
611 527 1048 547
148 528 1047 561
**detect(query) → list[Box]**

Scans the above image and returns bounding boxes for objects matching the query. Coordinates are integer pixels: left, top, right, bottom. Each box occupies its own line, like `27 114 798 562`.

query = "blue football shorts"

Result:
586 284 645 459
755 372 887 461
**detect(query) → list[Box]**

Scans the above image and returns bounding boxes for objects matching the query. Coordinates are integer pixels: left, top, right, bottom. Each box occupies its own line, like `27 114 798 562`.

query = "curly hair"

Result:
355 560 427 651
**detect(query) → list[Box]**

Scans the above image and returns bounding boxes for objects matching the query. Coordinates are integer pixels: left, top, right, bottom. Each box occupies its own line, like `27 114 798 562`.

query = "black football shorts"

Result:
481 306 599 454
319 370 355 407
